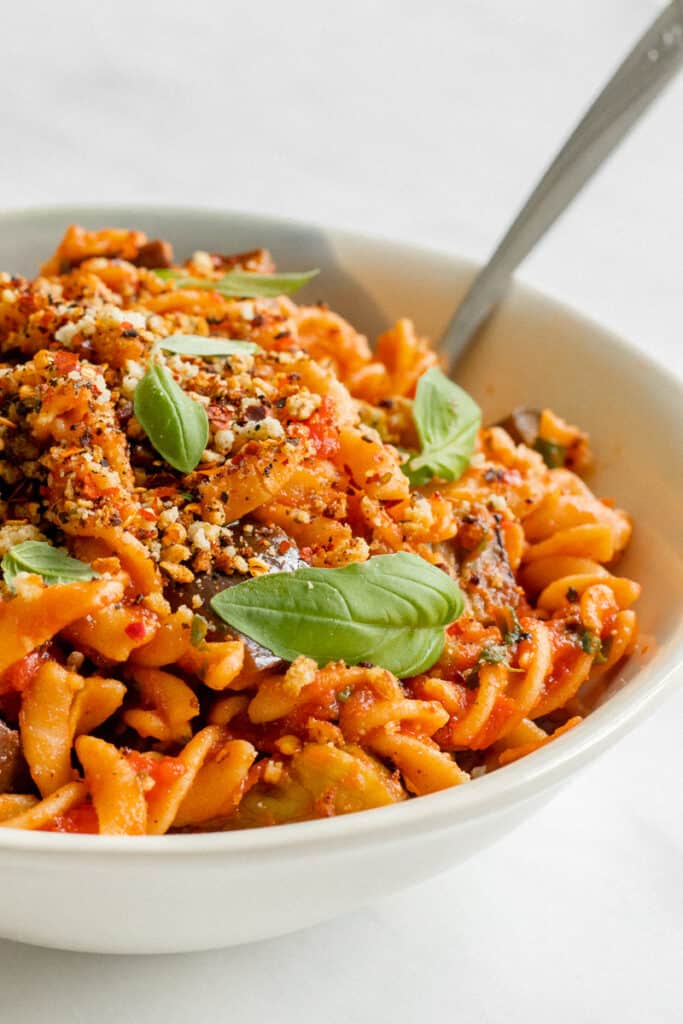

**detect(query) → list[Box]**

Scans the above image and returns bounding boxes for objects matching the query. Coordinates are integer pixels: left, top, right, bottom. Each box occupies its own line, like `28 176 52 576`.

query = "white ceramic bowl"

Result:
0 205 681 955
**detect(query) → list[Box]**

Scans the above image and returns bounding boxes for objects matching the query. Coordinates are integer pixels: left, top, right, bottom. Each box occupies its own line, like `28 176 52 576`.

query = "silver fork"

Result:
442 1 683 369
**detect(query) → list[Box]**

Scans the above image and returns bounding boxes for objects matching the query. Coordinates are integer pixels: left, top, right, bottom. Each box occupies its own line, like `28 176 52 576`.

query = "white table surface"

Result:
0 1 681 1020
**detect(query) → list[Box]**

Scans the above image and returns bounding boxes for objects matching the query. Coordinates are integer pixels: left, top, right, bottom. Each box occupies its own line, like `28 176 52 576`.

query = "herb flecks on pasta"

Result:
0 225 640 835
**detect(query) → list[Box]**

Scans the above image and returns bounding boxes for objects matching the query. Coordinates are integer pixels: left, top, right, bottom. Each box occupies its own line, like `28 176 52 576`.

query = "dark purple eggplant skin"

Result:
165 522 304 674
0 719 21 794
496 407 541 448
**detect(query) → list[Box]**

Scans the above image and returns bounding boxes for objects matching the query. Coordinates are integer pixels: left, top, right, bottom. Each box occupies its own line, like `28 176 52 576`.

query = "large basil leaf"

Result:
210 551 464 678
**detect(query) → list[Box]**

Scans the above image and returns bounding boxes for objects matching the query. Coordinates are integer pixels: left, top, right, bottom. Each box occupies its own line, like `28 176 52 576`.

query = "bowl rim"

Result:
0 201 681 859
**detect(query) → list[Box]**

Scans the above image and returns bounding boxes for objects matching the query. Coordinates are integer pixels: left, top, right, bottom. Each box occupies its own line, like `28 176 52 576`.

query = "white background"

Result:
1 1 682 1020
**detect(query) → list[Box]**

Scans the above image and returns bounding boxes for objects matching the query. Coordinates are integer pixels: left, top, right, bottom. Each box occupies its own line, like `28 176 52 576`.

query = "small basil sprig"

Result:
133 334 258 473
403 368 481 487
210 551 464 679
1 541 99 590
160 334 260 357
155 268 319 299
134 361 209 473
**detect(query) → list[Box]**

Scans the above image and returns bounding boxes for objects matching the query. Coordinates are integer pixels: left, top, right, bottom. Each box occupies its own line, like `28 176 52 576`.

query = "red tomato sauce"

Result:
43 802 99 834
0 645 53 696
126 751 186 790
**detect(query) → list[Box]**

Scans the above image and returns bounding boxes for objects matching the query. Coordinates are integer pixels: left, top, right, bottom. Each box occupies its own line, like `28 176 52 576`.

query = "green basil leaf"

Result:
403 368 481 487
1 541 99 590
160 334 260 357
210 551 464 679
155 268 319 299
134 363 209 474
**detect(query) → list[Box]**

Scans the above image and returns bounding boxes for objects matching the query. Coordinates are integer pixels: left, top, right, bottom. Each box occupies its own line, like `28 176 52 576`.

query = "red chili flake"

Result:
125 621 148 640
54 350 79 375
207 403 236 430
278 539 292 555
139 508 157 522
245 403 267 422
305 396 340 459
270 333 296 352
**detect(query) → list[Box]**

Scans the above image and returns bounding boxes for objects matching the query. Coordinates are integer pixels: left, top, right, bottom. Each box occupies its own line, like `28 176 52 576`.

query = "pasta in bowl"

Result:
0 222 641 836
0 206 680 953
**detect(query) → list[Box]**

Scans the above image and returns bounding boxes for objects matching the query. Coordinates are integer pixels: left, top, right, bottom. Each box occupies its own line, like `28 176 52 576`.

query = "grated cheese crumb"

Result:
0 521 46 555
187 521 211 551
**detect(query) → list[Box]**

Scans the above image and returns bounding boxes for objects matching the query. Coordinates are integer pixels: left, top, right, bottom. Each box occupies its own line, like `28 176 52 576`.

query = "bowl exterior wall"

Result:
0 788 556 954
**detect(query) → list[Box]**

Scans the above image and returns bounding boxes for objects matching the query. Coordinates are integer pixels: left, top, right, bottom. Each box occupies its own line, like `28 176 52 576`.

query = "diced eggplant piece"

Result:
0 719 21 794
496 407 567 467
497 407 541 447
133 239 174 269
210 248 275 273
448 511 522 625
165 522 304 675
460 531 521 624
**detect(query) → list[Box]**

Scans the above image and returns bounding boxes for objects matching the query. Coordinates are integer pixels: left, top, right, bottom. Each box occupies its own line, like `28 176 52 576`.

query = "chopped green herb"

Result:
337 684 353 703
580 630 602 656
595 636 612 664
190 614 209 647
478 644 509 665
534 438 567 469
500 606 531 645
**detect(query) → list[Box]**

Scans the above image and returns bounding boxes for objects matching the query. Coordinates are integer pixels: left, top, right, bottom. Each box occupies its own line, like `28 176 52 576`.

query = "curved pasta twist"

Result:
19 660 125 796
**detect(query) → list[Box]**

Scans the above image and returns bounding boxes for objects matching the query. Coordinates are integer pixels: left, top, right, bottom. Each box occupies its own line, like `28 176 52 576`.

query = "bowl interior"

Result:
1 203 681 797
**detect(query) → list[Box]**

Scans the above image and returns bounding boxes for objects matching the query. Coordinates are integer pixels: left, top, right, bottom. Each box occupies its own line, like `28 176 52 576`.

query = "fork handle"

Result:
441 1 683 369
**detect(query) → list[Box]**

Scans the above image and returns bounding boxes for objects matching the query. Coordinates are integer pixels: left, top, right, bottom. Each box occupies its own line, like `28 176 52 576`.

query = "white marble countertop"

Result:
0 1 681 1020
